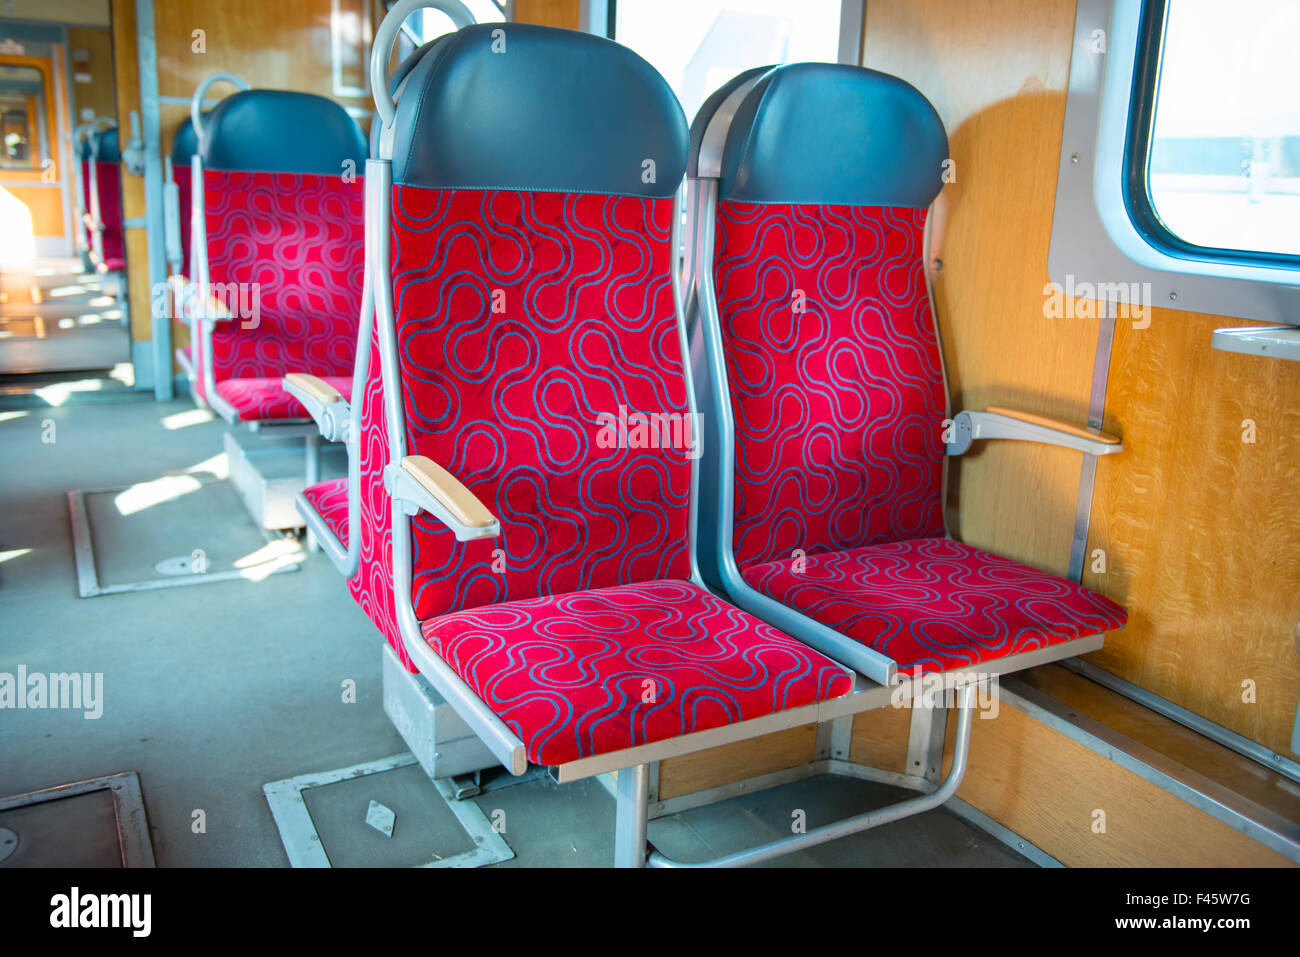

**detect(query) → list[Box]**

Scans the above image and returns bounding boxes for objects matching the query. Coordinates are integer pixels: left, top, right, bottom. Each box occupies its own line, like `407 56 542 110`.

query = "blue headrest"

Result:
171 116 200 165
82 126 119 162
201 89 367 175
686 65 772 178
706 63 948 208
390 23 687 197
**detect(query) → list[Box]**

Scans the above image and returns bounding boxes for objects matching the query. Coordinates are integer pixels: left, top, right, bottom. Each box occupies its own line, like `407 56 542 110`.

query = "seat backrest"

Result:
86 127 123 269
693 63 950 572
355 24 691 658
200 89 367 383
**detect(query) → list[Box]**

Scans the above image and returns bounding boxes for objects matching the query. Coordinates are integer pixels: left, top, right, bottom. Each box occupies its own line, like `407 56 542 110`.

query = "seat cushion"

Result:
742 537 1127 674
420 579 853 766
215 375 351 421
301 478 348 547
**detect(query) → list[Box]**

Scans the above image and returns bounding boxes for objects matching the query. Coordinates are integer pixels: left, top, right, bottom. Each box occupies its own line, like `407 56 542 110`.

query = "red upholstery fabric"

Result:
392 188 693 622
302 477 349 547
713 202 946 571
203 169 362 386
421 579 853 765
174 163 192 274
84 160 125 272
742 537 1128 674
215 375 351 421
348 324 402 658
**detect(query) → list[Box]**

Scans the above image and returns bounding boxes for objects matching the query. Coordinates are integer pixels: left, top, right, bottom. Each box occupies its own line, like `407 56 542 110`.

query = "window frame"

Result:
601 0 865 68
1046 0 1300 328
1121 0 1300 271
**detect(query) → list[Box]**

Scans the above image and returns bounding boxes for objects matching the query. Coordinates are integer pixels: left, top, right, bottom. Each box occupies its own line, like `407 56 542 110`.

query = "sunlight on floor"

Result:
33 378 104 407
113 474 203 517
109 363 135 387
0 547 33 564
162 408 215 430
184 453 229 480
0 410 30 423
236 538 305 581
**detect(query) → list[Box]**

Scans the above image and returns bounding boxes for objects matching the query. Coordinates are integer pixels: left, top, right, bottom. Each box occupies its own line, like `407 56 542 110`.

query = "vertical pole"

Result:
135 0 174 400
613 763 649 868
305 433 321 552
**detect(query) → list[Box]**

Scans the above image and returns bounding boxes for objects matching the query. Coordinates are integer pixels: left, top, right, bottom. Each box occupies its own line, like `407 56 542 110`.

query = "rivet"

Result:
1070 153 1080 164
1169 291 1178 301
932 258 944 272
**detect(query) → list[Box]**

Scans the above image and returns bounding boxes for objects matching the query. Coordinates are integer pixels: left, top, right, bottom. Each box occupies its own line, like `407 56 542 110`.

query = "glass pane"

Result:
0 64 46 172
418 0 504 39
614 0 842 123
1148 0 1300 257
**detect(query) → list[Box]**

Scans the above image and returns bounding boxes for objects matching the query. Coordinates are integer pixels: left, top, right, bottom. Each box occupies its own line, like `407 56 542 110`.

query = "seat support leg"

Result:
613 763 650 868
907 698 948 784
647 683 978 868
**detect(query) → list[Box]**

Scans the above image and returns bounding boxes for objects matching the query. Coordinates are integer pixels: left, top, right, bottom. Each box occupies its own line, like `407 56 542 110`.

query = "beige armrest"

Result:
401 455 496 529
985 406 1120 445
284 373 342 404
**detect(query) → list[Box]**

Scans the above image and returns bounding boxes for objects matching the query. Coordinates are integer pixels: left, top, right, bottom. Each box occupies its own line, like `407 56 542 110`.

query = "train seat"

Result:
79 124 125 275
282 31 464 571
299 476 349 548
689 63 1128 685
357 9 854 864
190 86 366 424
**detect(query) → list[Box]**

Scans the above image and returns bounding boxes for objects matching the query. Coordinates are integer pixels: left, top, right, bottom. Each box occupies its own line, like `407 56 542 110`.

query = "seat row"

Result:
179 0 1128 866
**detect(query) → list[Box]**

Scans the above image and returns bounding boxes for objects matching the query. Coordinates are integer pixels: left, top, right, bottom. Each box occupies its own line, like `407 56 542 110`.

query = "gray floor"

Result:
0 393 1030 868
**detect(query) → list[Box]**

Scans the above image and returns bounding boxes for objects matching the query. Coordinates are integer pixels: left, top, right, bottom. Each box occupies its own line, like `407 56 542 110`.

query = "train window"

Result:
611 0 846 121
1127 0 1300 264
397 0 504 42
0 64 49 172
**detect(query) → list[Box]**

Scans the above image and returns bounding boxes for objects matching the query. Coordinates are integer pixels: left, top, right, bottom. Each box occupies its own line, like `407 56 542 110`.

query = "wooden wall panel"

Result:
1084 312 1300 756
944 702 1293 867
850 704 910 772
863 0 1097 577
154 0 367 101
658 725 816 800
512 0 580 30
110 0 149 342
67 26 117 122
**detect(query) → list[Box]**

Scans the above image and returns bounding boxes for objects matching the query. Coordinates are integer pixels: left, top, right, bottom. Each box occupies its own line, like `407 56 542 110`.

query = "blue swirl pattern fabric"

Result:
392 187 694 622
713 202 1126 673
421 579 853 765
743 538 1127 673
714 202 947 571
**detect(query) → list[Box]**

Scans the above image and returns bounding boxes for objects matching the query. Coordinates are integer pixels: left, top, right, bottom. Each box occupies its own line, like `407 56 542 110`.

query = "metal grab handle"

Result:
370 0 476 131
190 71 251 147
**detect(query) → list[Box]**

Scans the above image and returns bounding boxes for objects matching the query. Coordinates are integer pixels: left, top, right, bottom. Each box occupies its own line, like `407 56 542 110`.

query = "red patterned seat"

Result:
193 91 367 424
301 477 349 547
80 126 125 273
742 537 1127 674
215 375 352 423
695 63 1126 678
423 579 851 765
346 23 854 771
